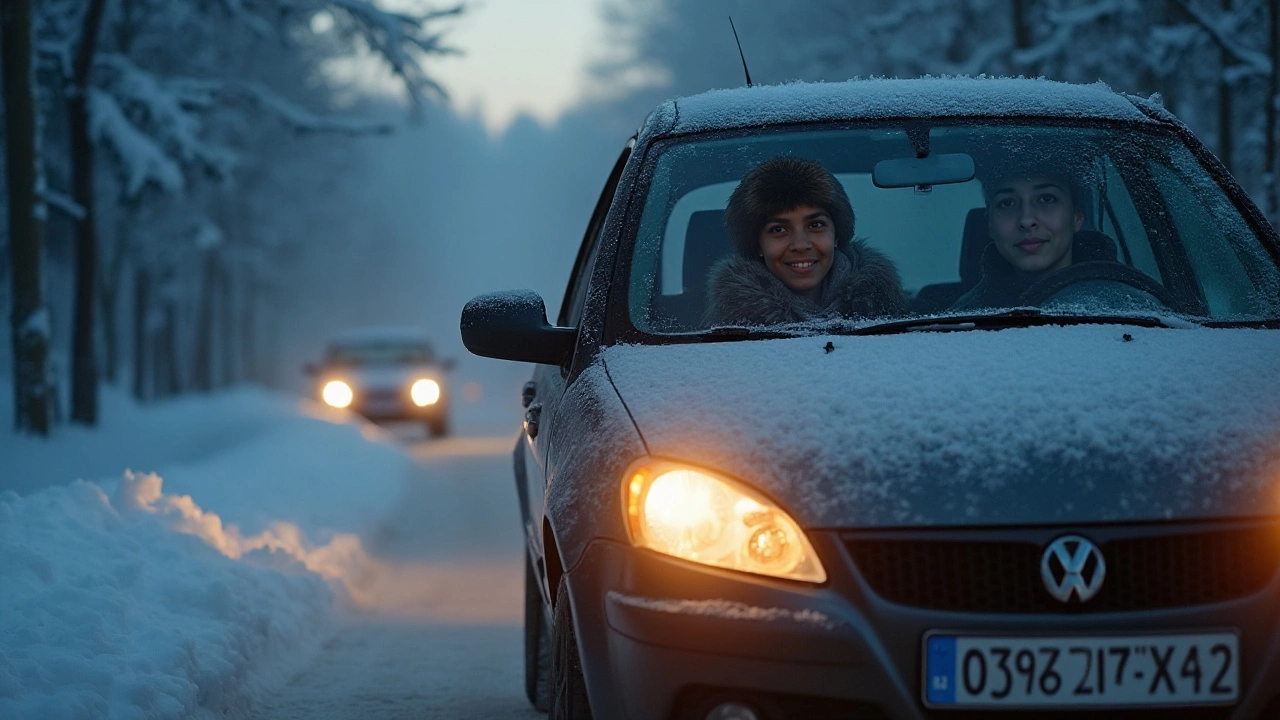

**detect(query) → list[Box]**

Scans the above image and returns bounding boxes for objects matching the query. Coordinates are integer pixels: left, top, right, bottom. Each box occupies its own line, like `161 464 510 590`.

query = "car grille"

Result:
361 389 402 403
845 526 1280 613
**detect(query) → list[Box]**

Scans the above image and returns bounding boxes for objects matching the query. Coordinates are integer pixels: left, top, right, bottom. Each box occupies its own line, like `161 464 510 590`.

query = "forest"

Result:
3 0 1278 435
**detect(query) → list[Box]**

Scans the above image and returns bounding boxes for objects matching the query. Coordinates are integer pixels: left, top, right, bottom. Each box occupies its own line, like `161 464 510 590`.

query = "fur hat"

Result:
724 157 855 257
976 144 1090 211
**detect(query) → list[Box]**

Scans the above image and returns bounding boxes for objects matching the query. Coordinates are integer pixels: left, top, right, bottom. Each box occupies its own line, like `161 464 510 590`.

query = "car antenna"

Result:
728 16 752 87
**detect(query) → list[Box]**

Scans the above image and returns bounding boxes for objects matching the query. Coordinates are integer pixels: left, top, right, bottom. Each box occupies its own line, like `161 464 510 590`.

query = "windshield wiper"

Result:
848 308 1174 336
1200 317 1280 329
698 325 801 342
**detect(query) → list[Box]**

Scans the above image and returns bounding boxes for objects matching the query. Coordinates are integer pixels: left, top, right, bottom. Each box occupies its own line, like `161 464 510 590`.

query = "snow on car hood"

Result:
601 325 1280 528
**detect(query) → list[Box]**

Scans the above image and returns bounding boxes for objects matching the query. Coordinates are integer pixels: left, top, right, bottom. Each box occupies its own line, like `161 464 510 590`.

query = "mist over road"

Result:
258 432 542 719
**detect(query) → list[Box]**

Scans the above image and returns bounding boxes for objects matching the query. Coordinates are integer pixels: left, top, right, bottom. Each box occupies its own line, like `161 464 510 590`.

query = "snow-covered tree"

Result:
14 0 464 421
593 0 1279 223
4 0 55 434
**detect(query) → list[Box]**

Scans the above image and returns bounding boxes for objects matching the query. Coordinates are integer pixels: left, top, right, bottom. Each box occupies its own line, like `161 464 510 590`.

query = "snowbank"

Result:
0 385 417 719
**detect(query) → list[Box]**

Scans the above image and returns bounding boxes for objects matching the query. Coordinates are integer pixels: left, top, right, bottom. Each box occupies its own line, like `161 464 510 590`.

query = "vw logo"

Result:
1041 535 1106 603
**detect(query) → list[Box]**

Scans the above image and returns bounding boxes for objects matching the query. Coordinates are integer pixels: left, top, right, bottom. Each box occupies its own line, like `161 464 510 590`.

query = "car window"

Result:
1147 157 1277 316
623 124 1280 335
1096 157 1160 282
559 146 631 328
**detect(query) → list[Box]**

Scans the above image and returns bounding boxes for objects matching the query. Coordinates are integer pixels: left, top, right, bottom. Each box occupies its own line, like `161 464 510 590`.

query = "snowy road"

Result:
257 432 544 720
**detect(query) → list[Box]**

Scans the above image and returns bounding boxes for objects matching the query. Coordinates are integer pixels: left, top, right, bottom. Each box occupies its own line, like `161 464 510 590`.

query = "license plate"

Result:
923 631 1239 708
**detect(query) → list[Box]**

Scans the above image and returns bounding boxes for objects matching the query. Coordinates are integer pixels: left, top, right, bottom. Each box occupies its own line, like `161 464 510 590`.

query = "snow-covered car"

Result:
460 77 1280 720
307 326 453 436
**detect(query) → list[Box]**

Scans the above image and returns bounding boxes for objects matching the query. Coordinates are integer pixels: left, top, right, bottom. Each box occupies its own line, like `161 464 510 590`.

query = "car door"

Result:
520 145 632 583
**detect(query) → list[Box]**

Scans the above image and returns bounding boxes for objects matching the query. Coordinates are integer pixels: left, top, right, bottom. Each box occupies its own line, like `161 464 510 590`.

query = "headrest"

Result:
959 207 989 287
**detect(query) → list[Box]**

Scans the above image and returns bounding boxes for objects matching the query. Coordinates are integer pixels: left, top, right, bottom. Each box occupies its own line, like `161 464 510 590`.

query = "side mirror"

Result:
460 290 576 366
872 153 975 189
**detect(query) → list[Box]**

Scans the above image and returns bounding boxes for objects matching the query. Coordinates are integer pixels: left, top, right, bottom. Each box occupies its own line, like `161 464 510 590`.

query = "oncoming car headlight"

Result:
322 380 353 408
411 379 441 406
624 464 826 583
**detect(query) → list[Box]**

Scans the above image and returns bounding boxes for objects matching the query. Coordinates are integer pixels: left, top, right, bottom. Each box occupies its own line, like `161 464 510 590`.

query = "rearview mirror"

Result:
873 153 975 189
460 290 576 366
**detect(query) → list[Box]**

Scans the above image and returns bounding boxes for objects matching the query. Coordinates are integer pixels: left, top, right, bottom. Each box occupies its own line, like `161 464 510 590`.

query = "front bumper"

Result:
347 390 447 422
565 525 1280 720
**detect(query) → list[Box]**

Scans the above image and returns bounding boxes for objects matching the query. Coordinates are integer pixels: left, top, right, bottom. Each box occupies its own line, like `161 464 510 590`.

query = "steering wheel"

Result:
1018 261 1178 309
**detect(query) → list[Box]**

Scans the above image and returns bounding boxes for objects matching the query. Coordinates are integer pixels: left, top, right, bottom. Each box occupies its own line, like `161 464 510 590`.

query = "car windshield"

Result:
326 342 434 365
625 123 1280 336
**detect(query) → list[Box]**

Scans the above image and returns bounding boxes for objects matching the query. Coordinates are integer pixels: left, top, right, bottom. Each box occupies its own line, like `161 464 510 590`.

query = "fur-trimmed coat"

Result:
703 241 908 327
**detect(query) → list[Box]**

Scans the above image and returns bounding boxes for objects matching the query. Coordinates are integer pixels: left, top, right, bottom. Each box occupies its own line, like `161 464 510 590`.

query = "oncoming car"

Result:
307 326 452 436
460 78 1280 720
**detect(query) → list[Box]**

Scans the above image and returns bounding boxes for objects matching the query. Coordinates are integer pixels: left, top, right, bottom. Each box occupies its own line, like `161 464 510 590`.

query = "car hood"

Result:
601 325 1280 528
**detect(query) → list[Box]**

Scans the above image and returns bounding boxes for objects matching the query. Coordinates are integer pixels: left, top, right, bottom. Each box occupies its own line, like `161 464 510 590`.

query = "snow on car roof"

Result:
662 76 1156 135
328 325 431 347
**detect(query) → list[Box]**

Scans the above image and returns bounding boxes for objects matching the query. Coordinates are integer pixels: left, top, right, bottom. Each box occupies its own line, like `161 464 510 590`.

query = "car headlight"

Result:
623 463 826 583
411 379 440 406
322 380 353 408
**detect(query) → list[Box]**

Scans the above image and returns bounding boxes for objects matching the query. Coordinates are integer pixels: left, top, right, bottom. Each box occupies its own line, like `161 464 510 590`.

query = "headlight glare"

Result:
411 379 440 406
624 464 826 583
322 380 353 408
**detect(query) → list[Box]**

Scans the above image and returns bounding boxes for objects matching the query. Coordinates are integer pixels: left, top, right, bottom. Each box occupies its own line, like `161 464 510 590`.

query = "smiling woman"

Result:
704 156 909 326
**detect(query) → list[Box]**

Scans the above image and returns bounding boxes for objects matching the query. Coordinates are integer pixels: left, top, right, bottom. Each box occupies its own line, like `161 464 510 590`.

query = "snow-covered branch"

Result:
1013 0 1124 68
37 188 87 220
329 0 464 104
233 81 394 135
94 53 238 180
216 0 275 37
1172 0 1272 82
88 89 186 198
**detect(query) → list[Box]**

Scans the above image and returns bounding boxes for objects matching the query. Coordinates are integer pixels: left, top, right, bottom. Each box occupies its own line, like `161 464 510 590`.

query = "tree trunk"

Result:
1217 0 1234 174
219 263 235 387
132 266 149 401
191 251 217 392
157 297 180 398
1267 0 1279 222
68 0 108 424
99 219 130 385
241 273 257 383
1012 0 1031 50
3 0 52 435
100 284 118 383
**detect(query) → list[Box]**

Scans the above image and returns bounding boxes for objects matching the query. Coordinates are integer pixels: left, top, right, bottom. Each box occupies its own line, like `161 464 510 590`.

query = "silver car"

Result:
463 77 1280 720
308 326 452 436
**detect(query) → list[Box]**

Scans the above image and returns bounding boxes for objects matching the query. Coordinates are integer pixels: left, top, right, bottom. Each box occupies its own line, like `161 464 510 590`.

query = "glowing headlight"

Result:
624 464 826 583
322 380 353 408
411 379 441 406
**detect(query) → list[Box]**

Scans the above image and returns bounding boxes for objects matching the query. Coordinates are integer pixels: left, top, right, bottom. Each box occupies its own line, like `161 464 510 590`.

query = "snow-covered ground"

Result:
0 383 526 719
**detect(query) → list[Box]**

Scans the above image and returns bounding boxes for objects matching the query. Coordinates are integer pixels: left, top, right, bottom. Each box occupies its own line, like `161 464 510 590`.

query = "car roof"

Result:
643 76 1161 139
328 325 431 348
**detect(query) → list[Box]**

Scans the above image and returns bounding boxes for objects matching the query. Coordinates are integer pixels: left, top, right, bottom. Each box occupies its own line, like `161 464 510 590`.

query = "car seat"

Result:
911 207 990 313
649 209 732 330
